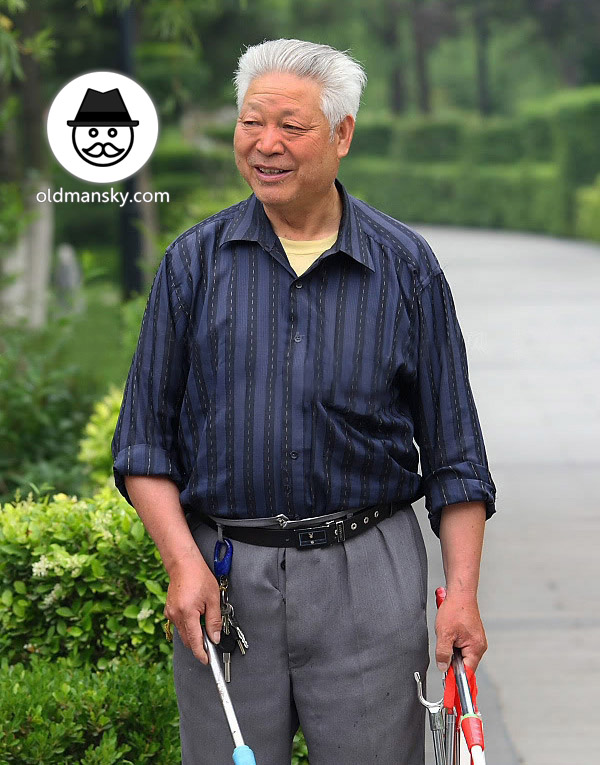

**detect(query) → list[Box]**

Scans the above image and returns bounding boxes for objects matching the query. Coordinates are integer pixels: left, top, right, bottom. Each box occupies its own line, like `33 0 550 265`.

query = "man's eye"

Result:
284 124 302 131
243 120 258 126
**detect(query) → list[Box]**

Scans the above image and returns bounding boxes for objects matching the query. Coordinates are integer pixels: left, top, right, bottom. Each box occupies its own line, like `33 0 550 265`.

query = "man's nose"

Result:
256 125 285 154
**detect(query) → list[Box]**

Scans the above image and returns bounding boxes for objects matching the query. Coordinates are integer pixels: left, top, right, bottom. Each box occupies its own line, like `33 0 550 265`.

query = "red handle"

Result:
435 586 447 609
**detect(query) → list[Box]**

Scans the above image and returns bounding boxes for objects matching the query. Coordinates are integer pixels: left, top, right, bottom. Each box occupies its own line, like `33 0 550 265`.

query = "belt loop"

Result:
217 523 224 543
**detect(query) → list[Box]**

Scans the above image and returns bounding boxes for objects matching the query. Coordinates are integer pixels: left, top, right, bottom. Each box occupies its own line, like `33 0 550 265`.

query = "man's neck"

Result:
263 184 343 241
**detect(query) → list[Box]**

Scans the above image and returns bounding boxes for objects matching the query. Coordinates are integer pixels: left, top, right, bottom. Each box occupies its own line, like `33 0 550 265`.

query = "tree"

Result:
524 0 600 87
409 0 458 114
0 0 56 328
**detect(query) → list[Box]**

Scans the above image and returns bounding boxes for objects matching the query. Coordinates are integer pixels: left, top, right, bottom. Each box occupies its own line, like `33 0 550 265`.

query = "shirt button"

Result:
293 334 302 343
295 282 303 289
290 451 298 459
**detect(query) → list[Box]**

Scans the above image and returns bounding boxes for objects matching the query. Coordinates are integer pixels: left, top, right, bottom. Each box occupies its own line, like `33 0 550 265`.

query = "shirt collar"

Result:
221 178 375 272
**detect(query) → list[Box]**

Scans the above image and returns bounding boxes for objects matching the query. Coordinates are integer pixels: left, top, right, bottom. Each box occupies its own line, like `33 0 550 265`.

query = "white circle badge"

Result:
47 71 159 184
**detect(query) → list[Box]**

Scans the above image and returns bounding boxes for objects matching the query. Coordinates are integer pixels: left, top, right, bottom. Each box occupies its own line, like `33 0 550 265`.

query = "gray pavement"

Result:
411 225 600 765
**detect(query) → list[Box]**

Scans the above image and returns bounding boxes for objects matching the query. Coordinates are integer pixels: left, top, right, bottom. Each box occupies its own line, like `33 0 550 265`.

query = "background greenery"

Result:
2 0 600 761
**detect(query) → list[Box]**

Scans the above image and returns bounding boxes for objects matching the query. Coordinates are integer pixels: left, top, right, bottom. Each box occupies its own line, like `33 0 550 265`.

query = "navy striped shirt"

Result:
112 179 495 536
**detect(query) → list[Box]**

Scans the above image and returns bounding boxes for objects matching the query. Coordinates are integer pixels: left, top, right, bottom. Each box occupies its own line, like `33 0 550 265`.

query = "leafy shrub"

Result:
0 488 170 667
78 386 123 490
0 654 180 763
0 321 96 502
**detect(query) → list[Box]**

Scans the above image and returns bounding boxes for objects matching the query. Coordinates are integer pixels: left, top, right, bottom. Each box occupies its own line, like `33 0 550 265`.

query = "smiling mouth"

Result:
254 166 292 178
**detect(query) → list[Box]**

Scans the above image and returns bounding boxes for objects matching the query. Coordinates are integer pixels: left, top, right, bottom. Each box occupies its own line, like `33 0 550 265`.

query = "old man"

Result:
112 38 495 765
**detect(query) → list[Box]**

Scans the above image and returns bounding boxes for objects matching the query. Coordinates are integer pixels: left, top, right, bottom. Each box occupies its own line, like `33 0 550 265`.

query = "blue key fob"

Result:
214 538 233 578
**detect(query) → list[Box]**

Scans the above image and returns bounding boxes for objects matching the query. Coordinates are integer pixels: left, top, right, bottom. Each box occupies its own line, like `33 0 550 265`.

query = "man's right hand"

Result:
164 551 222 665
122 476 223 665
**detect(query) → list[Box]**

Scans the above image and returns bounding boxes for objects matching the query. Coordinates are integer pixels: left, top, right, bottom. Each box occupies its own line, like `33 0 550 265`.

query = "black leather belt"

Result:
192 502 409 549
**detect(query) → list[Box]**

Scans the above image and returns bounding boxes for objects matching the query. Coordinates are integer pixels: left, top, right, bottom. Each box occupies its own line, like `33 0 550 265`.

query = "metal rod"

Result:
445 711 456 765
452 651 476 716
203 629 245 749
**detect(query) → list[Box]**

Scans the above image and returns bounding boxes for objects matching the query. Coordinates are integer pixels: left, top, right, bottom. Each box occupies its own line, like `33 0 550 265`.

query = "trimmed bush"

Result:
463 117 524 165
340 157 567 235
0 654 180 763
202 122 235 145
548 86 600 189
392 115 466 163
575 175 600 242
351 115 396 156
517 104 555 162
0 488 170 666
151 143 237 185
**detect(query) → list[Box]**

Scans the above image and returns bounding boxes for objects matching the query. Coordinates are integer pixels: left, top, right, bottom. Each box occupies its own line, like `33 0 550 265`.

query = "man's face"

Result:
234 72 353 211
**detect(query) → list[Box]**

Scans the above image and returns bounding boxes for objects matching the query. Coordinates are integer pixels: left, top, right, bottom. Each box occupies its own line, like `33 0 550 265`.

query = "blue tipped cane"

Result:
201 620 257 765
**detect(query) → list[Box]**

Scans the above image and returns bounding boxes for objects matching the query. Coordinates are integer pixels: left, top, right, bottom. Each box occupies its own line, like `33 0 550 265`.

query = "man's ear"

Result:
336 115 355 159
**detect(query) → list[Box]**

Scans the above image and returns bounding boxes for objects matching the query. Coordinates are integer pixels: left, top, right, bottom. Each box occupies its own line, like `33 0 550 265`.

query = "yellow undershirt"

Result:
279 233 338 277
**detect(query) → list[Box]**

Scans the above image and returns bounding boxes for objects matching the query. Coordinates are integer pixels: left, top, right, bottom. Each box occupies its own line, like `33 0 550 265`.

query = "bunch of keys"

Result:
214 538 249 683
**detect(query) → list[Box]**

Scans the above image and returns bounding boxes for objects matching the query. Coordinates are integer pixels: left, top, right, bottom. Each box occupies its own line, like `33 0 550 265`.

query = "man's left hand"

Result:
435 591 487 673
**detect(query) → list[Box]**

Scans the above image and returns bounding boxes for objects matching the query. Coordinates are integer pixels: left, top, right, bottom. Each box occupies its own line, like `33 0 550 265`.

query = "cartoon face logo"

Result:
67 87 139 168
72 125 134 167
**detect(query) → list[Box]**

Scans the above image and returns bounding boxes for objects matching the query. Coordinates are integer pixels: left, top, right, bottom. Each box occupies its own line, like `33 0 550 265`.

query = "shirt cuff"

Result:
424 463 496 538
112 444 184 507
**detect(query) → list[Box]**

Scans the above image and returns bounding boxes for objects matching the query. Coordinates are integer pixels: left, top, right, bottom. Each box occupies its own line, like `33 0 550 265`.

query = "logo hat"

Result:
67 88 140 127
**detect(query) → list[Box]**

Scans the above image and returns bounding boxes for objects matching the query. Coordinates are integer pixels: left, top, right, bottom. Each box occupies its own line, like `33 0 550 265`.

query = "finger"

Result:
460 637 487 673
435 635 453 673
185 613 209 665
205 599 222 648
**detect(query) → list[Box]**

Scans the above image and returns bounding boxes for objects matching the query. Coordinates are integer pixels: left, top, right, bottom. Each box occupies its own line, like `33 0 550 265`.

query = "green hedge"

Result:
575 175 600 242
463 117 524 165
350 114 396 156
392 115 466 163
0 655 180 764
340 157 567 235
0 489 170 667
548 86 600 189
517 105 555 162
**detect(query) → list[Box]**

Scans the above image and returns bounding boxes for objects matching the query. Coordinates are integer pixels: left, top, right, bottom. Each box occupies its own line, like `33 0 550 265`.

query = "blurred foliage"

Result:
341 157 566 235
78 386 123 490
0 318 95 502
0 654 180 763
575 175 600 243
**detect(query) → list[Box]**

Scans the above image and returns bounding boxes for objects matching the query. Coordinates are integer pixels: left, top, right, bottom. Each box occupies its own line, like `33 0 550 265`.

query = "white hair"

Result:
233 38 367 140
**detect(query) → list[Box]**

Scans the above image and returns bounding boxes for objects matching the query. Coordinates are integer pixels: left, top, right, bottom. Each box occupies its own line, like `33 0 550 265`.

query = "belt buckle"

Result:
297 525 329 548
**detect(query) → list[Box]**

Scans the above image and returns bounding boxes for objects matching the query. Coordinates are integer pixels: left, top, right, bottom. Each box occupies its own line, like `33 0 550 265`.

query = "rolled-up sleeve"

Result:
111 247 190 506
410 270 496 537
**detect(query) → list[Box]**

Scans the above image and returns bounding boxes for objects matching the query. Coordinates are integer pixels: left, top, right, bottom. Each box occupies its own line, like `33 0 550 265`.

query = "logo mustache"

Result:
82 142 124 158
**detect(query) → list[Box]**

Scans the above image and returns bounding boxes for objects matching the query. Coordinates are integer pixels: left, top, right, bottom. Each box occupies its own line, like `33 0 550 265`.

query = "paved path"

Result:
411 225 600 764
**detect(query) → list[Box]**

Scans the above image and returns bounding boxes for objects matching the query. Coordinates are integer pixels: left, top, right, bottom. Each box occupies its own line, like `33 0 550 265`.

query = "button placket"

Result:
286 278 308 516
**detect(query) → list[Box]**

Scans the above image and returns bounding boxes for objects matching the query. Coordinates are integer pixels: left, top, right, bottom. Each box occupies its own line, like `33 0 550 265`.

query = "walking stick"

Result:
416 588 487 764
436 587 486 765
201 623 257 765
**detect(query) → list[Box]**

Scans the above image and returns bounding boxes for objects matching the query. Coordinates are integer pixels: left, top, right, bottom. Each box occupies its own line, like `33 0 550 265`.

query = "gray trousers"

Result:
172 506 429 765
